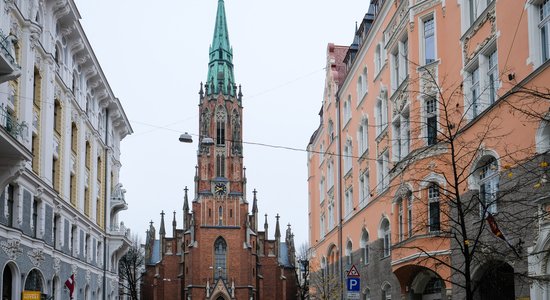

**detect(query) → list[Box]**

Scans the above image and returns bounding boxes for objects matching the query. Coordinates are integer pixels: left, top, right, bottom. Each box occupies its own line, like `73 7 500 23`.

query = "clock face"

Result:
214 183 227 195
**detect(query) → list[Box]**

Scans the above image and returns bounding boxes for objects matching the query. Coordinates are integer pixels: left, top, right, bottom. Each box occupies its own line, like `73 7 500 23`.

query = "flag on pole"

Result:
485 212 520 257
65 274 75 299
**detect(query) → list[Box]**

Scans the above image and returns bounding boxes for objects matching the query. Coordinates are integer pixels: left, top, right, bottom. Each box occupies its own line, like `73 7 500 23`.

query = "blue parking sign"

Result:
347 277 360 292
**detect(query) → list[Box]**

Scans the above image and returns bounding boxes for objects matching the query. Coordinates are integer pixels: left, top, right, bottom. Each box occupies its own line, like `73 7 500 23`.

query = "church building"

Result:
141 1 297 299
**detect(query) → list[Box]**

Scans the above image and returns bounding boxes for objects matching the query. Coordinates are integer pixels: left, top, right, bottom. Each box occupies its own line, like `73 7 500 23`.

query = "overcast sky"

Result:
74 0 370 247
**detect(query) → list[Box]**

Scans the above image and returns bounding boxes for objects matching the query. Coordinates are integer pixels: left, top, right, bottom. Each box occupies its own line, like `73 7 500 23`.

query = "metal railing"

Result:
0 103 27 140
0 29 18 67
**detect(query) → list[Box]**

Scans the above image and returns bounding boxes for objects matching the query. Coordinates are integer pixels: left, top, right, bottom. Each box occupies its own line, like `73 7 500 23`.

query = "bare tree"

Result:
308 264 342 300
295 243 310 300
118 234 144 300
382 60 550 300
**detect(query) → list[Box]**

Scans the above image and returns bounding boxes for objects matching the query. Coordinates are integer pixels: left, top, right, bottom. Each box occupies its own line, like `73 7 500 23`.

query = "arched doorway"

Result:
475 261 515 300
24 269 44 293
2 263 20 300
408 269 446 300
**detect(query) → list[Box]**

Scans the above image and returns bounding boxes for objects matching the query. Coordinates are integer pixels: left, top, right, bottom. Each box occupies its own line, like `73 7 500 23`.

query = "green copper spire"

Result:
206 0 235 96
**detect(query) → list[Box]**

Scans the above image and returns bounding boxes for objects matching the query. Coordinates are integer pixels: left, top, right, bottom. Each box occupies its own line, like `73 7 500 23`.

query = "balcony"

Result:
0 30 20 84
110 183 128 214
0 104 31 189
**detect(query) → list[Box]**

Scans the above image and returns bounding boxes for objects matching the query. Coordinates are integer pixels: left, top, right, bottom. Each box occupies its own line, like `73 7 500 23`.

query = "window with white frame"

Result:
328 198 335 229
328 120 335 143
361 229 369 264
425 96 438 146
392 106 410 161
428 183 441 232
344 139 353 174
345 187 354 216
363 288 371 300
407 193 413 237
536 119 550 153
327 160 334 189
320 213 326 238
465 46 499 120
391 36 409 91
361 67 368 100
380 218 391 257
423 16 436 65
534 0 550 64
358 118 369 155
477 156 499 216
319 143 324 166
357 76 364 104
320 177 325 203
359 170 370 206
375 44 382 74
346 240 353 266
344 95 352 124
468 0 490 26
376 91 389 136
377 151 389 192
382 283 392 300
398 200 404 242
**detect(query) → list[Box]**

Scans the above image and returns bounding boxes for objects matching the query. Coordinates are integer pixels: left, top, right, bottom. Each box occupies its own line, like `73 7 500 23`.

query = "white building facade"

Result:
0 0 132 299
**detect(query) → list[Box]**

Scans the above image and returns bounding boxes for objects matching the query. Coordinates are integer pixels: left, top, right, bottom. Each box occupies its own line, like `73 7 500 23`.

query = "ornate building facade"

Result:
141 1 297 299
0 0 132 299
308 0 550 299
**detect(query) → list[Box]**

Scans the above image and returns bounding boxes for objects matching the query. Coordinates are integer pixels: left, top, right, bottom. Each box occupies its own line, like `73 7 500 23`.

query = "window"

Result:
345 187 353 216
428 183 441 232
540 0 550 63
214 237 227 279
53 99 62 135
477 156 499 215
382 283 392 300
71 123 78 153
469 66 480 117
327 160 334 189
216 110 226 146
392 36 409 90
468 0 489 25
52 157 60 192
4 184 15 227
357 76 364 103
359 170 370 206
407 195 413 237
358 118 369 155
328 198 335 229
53 215 59 249
398 200 404 242
423 16 436 64
487 50 498 104
320 214 326 238
71 225 77 256
216 154 225 177
328 120 335 143
346 240 353 266
363 288 371 300
344 96 352 124
391 50 400 91
377 151 389 192
393 107 410 161
361 230 369 264
319 143 324 165
375 44 382 74
344 139 353 174
32 198 38 238
218 206 223 226
376 91 388 136
426 96 438 145
320 177 325 203
380 218 391 257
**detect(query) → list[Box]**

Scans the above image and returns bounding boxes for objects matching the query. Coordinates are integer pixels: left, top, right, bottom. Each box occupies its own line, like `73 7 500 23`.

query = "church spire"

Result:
206 0 235 96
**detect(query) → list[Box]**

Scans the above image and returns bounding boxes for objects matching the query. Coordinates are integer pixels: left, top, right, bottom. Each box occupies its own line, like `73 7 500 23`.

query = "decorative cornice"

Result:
27 248 45 267
462 3 497 66
1 239 22 260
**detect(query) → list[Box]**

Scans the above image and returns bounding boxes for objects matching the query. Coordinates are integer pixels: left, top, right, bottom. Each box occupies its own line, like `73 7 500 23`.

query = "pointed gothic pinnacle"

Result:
199 82 204 98
264 214 268 234
159 211 166 236
252 189 258 213
183 186 189 211
172 211 177 227
275 214 281 239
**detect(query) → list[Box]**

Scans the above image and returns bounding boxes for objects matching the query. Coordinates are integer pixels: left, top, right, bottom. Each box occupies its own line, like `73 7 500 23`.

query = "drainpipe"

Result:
335 94 343 300
103 109 109 300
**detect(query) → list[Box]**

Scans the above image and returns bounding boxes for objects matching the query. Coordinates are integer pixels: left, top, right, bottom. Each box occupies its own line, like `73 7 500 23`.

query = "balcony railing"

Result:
1 103 27 140
0 30 18 67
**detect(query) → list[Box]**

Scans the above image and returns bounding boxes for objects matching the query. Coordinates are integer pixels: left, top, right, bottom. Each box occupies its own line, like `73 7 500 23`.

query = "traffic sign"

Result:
347 292 360 300
347 277 360 292
347 264 360 277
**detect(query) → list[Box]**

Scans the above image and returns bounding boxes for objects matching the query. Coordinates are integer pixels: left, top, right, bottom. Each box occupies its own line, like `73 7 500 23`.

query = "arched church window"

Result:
216 110 226 145
214 237 227 279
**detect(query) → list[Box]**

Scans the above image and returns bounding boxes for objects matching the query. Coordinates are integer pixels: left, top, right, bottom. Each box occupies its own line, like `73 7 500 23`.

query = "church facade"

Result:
141 1 297 299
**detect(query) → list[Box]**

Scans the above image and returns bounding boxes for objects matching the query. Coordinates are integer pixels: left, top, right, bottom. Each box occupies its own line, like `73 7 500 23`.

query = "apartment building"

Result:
308 0 550 299
0 0 132 299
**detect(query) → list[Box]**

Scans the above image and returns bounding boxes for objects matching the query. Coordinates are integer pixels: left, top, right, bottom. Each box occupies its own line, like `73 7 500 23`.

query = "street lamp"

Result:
178 132 215 146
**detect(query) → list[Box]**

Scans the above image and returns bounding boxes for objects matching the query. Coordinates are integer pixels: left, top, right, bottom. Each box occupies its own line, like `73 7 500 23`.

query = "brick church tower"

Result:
141 1 297 299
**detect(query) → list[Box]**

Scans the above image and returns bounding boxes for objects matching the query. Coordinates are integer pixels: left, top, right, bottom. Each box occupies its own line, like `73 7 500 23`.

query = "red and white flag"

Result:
65 274 75 299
